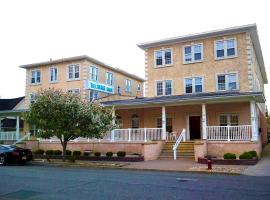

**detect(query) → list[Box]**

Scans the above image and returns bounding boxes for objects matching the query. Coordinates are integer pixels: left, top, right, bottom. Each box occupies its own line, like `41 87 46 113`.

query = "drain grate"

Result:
1 190 43 200
176 178 198 182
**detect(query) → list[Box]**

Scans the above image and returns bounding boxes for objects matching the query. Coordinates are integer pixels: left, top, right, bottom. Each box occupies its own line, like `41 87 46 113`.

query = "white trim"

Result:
214 38 238 60
67 88 80 94
216 71 239 91
66 64 80 81
154 48 173 68
106 71 114 86
49 66 58 83
155 79 173 96
125 78 132 93
182 43 204 64
90 65 99 82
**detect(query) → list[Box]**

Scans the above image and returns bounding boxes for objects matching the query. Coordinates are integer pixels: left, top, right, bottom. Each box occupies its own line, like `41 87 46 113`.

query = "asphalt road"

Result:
0 165 270 200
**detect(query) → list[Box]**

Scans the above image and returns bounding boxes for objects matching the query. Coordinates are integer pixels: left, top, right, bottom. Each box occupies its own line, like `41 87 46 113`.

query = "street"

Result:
0 165 270 200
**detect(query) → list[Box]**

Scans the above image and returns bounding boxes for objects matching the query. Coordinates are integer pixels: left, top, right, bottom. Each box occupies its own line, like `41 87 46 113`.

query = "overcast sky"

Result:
0 0 269 107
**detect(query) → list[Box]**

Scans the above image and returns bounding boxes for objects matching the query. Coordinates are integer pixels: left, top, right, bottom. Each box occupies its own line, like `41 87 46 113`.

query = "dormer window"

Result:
154 49 172 67
215 39 237 59
183 44 203 64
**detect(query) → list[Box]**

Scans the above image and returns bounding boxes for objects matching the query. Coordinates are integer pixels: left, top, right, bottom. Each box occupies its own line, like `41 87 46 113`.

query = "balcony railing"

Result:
207 125 252 141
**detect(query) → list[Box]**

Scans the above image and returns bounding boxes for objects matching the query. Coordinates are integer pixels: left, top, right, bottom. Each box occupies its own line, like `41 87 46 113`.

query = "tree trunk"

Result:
62 141 67 162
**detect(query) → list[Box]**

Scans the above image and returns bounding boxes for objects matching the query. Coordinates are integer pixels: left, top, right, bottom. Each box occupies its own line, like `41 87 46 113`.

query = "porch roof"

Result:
101 92 265 108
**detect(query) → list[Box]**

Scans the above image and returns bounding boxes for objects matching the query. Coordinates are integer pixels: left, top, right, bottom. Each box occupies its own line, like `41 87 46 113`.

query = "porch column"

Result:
162 106 166 140
202 103 207 140
111 107 115 142
250 100 258 141
16 116 20 140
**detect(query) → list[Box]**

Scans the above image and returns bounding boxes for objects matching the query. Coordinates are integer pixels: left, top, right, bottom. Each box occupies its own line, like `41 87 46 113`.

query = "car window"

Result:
0 145 8 150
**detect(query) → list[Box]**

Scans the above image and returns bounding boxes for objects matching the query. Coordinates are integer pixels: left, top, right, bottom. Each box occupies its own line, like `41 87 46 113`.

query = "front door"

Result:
189 116 201 140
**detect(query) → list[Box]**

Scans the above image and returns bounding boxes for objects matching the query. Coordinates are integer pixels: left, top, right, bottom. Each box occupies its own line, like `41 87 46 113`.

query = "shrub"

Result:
239 152 253 160
53 150 62 155
106 152 113 158
73 151 81 157
248 150 257 158
33 149 45 155
94 152 101 157
117 151 126 158
68 156 75 163
65 150 72 156
223 153 236 160
83 151 92 156
0 140 4 144
45 150 54 155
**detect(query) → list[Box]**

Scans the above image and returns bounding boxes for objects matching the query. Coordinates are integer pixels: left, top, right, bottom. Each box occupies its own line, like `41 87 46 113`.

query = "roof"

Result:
19 55 144 82
102 92 265 108
0 97 25 111
137 24 268 84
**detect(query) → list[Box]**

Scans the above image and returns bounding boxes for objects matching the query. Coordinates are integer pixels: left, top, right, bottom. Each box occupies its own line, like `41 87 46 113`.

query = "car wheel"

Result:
0 155 6 166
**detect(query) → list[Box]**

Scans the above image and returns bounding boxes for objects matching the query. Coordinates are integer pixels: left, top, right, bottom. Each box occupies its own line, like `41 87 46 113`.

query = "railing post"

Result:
128 128 131 142
111 130 115 142
144 128 147 142
227 126 230 141
202 103 207 140
162 106 166 140
173 149 176 160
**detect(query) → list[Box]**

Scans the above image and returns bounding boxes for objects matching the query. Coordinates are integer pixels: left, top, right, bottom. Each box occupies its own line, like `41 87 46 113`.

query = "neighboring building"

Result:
19 55 144 107
103 24 268 159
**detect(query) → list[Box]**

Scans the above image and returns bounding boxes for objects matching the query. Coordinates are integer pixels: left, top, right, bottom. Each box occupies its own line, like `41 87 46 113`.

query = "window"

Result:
90 66 98 81
89 90 99 101
116 116 123 128
215 39 236 59
137 84 141 91
131 114 139 128
106 72 113 85
67 64 80 80
49 67 58 83
29 93 37 104
67 89 80 94
184 77 203 93
126 79 132 92
31 70 41 84
217 73 238 91
156 80 172 96
157 117 173 133
219 114 239 126
154 49 172 67
183 44 203 63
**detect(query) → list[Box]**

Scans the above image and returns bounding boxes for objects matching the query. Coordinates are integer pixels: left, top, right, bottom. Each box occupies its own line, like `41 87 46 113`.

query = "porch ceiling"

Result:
0 109 28 117
102 92 265 109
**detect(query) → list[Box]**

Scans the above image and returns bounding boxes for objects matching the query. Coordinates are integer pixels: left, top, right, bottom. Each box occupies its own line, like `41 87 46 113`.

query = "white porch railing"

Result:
207 125 252 141
39 128 163 143
173 129 186 160
0 131 17 141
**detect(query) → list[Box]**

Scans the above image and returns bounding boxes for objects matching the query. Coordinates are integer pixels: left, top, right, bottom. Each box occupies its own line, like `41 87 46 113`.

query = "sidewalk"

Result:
243 144 270 176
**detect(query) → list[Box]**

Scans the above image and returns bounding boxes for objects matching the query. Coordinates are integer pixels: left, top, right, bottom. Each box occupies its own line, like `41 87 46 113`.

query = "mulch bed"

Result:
198 157 258 165
34 154 144 162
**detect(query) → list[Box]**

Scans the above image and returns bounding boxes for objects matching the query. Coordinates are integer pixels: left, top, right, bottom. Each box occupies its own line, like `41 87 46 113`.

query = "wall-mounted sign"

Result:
86 80 114 94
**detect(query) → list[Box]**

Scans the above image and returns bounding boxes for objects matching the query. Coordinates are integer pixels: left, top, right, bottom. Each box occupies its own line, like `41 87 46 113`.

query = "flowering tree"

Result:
25 89 115 160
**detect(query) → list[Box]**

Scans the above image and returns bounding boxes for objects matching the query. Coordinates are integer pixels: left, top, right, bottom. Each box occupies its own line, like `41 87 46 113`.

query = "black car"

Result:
0 145 32 166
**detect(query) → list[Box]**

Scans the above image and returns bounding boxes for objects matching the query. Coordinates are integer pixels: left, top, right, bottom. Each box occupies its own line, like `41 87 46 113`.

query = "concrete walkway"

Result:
243 144 270 176
124 158 247 174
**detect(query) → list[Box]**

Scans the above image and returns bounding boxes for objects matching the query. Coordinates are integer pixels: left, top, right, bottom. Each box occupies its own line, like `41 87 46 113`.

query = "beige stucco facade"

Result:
23 56 144 107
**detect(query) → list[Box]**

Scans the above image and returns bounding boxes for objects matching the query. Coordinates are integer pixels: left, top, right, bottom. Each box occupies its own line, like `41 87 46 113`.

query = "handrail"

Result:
172 129 186 160
13 132 32 145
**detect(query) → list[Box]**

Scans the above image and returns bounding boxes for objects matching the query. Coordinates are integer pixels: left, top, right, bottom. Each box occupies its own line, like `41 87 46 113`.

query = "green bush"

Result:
53 150 62 155
223 153 236 160
33 149 45 155
45 150 54 155
0 140 4 144
117 151 126 158
94 152 101 157
83 151 92 156
239 152 253 160
73 151 81 157
68 156 75 163
248 150 257 158
65 150 72 156
106 152 113 158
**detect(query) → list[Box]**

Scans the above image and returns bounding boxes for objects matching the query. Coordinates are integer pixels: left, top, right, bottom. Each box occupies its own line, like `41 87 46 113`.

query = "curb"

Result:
29 161 242 175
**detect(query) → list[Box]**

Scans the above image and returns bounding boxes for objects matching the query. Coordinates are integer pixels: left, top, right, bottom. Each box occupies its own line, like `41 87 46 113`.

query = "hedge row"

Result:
223 150 257 160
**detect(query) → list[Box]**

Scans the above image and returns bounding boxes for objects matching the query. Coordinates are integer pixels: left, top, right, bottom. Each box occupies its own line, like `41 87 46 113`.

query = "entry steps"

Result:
159 141 195 160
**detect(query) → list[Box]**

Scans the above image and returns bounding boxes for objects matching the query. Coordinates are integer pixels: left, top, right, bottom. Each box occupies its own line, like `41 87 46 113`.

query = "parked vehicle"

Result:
0 145 32 166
